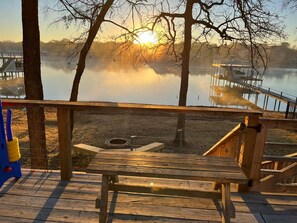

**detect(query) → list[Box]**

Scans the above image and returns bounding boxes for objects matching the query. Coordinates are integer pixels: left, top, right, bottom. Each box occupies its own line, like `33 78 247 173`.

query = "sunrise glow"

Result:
134 31 158 45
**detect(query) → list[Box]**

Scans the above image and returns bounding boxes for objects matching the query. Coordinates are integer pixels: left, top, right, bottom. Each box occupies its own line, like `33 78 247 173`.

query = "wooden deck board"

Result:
0 169 296 222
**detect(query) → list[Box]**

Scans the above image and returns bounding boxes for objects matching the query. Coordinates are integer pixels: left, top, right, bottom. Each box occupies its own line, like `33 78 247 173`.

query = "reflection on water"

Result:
41 58 215 106
0 76 25 98
2 57 296 110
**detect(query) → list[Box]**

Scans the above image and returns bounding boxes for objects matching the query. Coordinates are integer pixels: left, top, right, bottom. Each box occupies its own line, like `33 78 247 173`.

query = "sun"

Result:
134 31 158 45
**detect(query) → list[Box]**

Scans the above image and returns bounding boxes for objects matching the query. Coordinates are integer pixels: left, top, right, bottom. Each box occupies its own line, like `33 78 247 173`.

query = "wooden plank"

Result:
73 143 103 154
238 116 260 192
3 98 263 117
250 124 268 186
0 205 98 222
256 163 297 191
265 142 297 149
222 183 231 223
0 216 54 223
73 142 165 154
262 155 297 162
93 151 241 166
203 123 245 157
99 175 109 223
88 157 244 173
108 183 222 199
260 118 297 129
2 186 297 217
135 142 165 152
104 202 264 223
1 171 296 223
87 163 248 183
262 214 297 223
57 108 73 180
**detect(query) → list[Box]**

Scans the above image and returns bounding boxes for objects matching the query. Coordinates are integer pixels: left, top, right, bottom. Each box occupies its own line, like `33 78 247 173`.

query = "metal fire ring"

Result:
105 137 130 149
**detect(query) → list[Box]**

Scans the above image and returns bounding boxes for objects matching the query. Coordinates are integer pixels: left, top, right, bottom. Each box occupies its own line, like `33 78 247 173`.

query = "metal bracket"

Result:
248 179 253 187
247 124 262 132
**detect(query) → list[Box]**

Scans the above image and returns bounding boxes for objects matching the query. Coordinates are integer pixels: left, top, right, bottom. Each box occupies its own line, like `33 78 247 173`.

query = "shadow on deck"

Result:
0 170 296 223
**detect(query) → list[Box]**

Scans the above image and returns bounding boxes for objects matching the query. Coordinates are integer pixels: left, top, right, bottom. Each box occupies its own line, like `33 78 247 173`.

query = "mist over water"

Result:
7 57 296 110
41 58 215 106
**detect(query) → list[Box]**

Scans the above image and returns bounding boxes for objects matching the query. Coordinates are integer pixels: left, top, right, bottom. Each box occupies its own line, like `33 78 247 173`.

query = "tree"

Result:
51 0 146 102
151 0 285 145
22 0 48 168
283 0 297 11
50 0 147 134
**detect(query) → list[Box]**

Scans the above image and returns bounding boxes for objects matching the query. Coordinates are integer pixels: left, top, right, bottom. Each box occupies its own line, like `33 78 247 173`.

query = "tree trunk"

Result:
68 0 114 136
22 0 48 169
69 0 114 102
174 2 193 146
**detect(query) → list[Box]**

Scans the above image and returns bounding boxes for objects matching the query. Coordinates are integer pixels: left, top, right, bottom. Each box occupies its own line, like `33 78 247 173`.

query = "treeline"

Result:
0 40 296 68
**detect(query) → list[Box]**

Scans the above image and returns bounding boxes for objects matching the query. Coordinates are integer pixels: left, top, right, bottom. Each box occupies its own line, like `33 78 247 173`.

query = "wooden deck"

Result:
0 169 296 223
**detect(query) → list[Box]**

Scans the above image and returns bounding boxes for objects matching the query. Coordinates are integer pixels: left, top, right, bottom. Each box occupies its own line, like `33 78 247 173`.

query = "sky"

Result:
0 0 296 45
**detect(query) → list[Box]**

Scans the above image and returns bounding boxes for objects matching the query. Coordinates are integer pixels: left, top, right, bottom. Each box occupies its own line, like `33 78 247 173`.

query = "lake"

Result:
2 57 297 111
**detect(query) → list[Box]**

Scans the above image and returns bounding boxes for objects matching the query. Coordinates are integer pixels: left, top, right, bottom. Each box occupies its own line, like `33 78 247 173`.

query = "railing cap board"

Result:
260 118 297 129
2 99 263 117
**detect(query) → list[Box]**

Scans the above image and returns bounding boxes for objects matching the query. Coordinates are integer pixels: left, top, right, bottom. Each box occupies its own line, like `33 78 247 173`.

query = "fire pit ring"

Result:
105 137 130 149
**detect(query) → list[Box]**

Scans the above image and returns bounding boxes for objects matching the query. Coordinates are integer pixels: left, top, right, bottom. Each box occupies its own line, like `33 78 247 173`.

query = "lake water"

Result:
2 58 297 111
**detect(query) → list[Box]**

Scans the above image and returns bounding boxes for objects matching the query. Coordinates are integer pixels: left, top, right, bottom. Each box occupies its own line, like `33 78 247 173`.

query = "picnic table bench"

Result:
86 151 248 223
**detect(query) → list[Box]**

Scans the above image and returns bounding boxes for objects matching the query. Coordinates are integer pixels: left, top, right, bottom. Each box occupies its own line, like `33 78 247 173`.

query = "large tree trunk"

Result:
174 2 193 146
22 0 48 169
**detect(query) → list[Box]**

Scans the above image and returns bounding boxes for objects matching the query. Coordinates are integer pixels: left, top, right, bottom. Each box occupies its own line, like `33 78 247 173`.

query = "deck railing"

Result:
203 123 246 160
203 117 297 193
2 99 263 188
250 118 297 193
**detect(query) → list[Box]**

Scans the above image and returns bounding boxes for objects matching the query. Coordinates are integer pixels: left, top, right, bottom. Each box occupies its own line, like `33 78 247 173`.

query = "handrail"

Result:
259 118 297 129
2 99 263 116
203 123 246 158
2 99 263 183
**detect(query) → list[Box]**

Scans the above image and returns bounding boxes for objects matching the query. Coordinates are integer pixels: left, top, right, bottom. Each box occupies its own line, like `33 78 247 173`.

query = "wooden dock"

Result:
1 169 296 222
211 63 297 118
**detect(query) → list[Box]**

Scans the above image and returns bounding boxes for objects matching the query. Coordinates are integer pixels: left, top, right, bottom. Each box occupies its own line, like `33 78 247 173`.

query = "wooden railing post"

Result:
238 115 260 192
250 124 268 186
57 108 73 180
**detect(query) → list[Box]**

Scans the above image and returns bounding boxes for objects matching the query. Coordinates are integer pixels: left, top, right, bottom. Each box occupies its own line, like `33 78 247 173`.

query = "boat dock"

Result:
211 62 297 119
0 52 24 79
0 53 25 98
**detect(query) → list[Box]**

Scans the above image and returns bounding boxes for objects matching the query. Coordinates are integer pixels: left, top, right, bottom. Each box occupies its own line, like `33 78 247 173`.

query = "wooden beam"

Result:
73 142 165 154
265 142 297 149
238 116 260 192
262 155 297 163
2 99 263 117
99 175 109 223
256 163 297 191
250 124 268 186
222 183 232 223
108 183 222 200
260 118 297 129
73 143 103 154
57 108 72 180
135 142 165 152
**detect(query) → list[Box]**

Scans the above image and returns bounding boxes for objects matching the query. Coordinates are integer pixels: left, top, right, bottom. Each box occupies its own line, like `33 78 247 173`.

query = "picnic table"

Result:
86 151 248 223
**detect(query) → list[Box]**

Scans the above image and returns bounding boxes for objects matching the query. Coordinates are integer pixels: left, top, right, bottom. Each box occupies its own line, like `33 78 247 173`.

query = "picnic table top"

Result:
86 151 248 184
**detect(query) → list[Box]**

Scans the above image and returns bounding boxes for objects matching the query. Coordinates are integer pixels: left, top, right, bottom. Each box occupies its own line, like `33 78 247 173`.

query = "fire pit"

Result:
105 137 130 149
